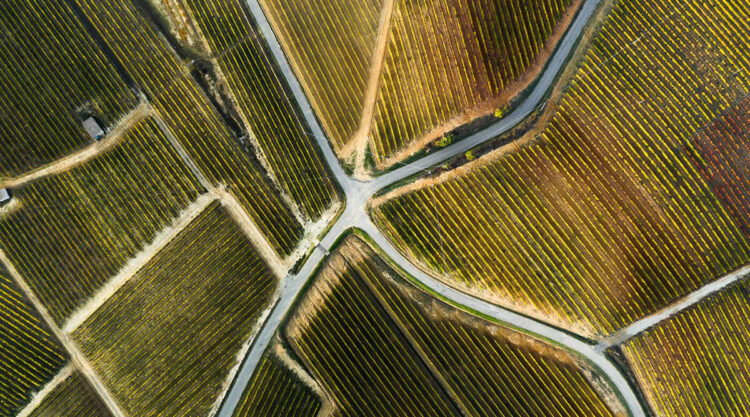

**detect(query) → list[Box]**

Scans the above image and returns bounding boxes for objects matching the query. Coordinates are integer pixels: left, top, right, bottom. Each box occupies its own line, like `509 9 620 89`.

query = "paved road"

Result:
219 1 651 417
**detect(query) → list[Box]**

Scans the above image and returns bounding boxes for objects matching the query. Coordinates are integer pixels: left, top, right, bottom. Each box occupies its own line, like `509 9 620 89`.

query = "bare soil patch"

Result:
372 0 584 171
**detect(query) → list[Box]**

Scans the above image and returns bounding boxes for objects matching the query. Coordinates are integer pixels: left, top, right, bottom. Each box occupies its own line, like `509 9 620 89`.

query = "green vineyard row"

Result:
232 354 321 417
73 0 304 255
0 117 203 323
0 0 136 177
28 371 112 417
623 277 750 416
370 0 578 166
184 0 338 219
259 0 382 150
284 236 619 416
0 267 66 416
74 202 277 417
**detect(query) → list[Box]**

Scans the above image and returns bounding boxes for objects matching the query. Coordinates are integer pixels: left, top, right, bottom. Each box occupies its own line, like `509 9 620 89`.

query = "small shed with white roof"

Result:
82 117 105 140
0 188 11 206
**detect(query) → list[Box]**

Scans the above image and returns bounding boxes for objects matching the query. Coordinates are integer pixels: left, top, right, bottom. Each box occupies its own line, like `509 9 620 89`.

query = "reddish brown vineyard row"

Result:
374 0 750 337
685 96 750 240
370 0 579 167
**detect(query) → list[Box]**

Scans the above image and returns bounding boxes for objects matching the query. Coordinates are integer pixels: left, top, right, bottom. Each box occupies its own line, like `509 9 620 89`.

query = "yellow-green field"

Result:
28 372 112 417
0 266 67 416
232 353 321 417
374 0 750 337
0 0 137 177
0 118 203 323
74 202 277 417
284 236 621 416
623 278 750 417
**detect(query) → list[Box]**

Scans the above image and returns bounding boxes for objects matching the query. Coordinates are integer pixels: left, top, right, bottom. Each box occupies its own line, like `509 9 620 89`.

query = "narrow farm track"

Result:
599 264 750 348
0 102 151 189
349 0 397 171
15 364 74 417
0 251 127 417
220 1 647 416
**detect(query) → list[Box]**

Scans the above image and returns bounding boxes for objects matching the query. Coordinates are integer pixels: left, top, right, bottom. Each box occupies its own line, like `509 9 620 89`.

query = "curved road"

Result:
219 1 647 416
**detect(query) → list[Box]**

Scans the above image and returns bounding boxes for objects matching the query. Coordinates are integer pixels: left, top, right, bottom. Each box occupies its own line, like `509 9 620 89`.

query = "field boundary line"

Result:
599 263 750 348
216 189 289 277
1 102 151 189
15 364 74 417
350 253 473 417
0 250 128 417
151 111 214 190
62 193 218 333
154 109 290 277
208 296 280 417
348 0 397 171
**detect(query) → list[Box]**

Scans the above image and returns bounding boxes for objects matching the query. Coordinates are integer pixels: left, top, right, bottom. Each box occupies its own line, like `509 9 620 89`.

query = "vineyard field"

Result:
369 0 580 167
0 266 67 416
259 0 580 167
153 75 303 254
75 0 304 255
685 96 750 240
28 371 112 417
0 117 203 324
183 0 338 220
259 0 383 150
374 0 750 337
0 0 137 177
74 202 277 417
622 278 750 417
284 236 621 416
232 353 321 417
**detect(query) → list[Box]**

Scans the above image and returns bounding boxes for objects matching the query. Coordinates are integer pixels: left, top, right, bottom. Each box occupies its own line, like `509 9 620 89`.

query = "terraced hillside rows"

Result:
622 278 750 417
0 117 202 324
284 236 621 417
74 202 277 417
0 266 67 416
374 0 750 337
685 96 750 240
232 353 321 417
182 0 338 220
27 371 112 417
0 0 137 177
74 0 304 255
259 0 384 150
369 0 581 167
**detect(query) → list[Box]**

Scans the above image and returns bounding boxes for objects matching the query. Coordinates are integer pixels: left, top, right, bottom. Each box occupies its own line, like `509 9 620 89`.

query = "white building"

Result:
0 188 11 206
82 117 105 140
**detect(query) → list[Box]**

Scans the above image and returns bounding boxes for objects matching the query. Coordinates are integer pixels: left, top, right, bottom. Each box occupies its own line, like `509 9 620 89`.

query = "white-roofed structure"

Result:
82 116 105 140
0 188 11 206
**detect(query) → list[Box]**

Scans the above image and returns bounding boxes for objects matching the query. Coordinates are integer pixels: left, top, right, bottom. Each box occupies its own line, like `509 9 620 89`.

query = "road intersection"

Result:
218 1 650 417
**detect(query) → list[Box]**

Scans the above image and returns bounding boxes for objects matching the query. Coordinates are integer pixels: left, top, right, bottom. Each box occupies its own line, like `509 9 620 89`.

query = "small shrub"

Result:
436 134 454 148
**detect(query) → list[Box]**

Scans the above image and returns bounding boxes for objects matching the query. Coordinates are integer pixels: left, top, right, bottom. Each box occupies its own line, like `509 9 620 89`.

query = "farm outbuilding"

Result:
0 188 11 206
82 117 105 140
